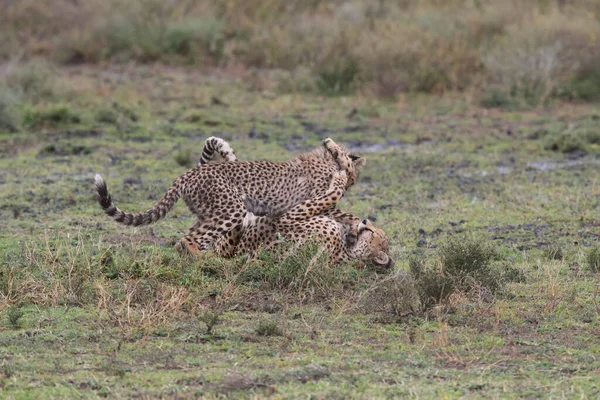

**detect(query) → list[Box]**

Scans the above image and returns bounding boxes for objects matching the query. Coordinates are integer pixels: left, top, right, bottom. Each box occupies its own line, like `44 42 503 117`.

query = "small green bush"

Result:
197 309 222 335
360 271 420 318
568 53 600 101
95 109 118 124
587 245 600 273
0 89 21 132
164 17 226 62
410 238 520 310
23 105 81 129
256 318 283 337
480 90 514 109
543 244 564 261
6 306 24 329
174 149 193 167
543 131 586 154
438 238 499 290
4 61 57 101
316 61 358 96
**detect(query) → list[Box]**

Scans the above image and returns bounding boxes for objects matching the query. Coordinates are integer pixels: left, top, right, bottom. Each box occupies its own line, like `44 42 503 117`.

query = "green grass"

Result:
0 64 599 398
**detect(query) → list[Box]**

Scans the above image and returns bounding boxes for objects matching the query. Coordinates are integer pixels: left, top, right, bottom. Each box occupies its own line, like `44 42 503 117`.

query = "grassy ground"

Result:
0 63 600 398
2 0 600 104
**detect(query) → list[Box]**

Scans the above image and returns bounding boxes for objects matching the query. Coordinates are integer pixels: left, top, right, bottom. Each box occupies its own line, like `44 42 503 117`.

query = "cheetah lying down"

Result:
198 137 392 269
94 138 365 254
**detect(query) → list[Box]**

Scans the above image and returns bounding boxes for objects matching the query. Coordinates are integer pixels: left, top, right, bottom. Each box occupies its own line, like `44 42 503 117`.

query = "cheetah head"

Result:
355 219 393 270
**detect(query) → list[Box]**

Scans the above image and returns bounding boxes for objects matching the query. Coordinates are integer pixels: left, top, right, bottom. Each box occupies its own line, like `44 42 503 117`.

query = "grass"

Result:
588 245 600 273
0 60 599 397
1 1 600 102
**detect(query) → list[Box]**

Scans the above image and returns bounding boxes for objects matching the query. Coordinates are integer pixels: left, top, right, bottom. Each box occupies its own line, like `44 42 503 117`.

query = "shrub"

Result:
543 131 585 154
164 17 226 62
316 60 358 96
359 270 420 318
23 105 81 129
219 240 369 301
543 244 564 261
197 309 222 335
95 109 118 124
410 238 521 310
542 120 600 153
6 306 24 329
568 70 600 101
354 20 483 97
0 89 21 132
174 149 193 168
256 318 283 337
479 90 516 110
587 245 600 273
3 61 58 101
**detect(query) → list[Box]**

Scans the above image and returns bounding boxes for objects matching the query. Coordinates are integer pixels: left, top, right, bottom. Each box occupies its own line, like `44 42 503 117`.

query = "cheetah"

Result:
94 138 365 254
198 137 391 268
214 170 392 268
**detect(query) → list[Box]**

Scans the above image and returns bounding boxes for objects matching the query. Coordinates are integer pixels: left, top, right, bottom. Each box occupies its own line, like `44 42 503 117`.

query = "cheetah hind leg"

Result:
212 224 244 258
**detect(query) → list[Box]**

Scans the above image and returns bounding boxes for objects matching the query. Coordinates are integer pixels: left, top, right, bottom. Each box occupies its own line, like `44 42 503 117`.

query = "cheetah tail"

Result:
94 174 181 226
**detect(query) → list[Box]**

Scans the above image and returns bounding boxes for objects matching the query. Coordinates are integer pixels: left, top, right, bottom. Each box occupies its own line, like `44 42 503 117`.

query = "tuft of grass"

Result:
316 60 358 96
23 105 81 129
479 90 516 110
164 17 226 62
543 131 586 154
587 245 600 273
2 61 58 101
174 149 193 168
542 120 600 154
6 306 24 329
95 109 118 124
543 244 564 261
256 317 283 337
410 238 520 311
360 270 420 318
0 89 21 132
239 241 366 300
197 309 222 335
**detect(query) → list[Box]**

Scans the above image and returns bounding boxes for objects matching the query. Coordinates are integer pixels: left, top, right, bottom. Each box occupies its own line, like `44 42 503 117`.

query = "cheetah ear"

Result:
374 252 391 268
323 138 340 159
350 154 366 169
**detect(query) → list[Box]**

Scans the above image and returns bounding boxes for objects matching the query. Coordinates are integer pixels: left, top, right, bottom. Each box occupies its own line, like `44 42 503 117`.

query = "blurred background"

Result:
1 0 599 107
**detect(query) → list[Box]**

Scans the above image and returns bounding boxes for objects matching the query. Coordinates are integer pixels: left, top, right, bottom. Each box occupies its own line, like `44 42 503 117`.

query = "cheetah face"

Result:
356 219 393 270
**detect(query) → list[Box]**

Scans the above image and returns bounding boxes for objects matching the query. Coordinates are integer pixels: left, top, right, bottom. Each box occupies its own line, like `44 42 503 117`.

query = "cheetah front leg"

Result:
277 170 348 224
320 208 361 246
176 219 214 256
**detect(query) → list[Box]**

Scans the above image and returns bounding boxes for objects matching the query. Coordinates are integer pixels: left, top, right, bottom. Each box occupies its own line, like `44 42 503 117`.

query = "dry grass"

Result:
1 0 599 101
